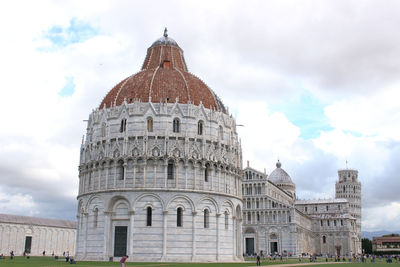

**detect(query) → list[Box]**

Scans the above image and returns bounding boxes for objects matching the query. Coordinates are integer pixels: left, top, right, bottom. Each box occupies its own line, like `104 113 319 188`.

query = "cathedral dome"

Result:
269 160 293 184
99 30 226 113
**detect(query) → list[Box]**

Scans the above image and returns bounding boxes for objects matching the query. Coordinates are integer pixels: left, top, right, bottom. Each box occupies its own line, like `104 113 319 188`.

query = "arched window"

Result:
147 117 153 132
353 186 356 193
120 119 127 133
101 123 106 137
167 161 174 180
322 236 326 244
118 161 125 180
93 208 98 228
146 207 152 226
204 165 209 182
177 207 183 227
198 121 203 135
219 125 223 140
173 118 180 133
204 209 209 228
224 211 229 229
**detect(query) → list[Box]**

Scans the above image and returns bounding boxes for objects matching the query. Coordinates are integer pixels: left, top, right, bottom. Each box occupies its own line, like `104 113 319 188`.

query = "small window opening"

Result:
162 60 171 69
101 123 106 137
204 209 209 228
198 121 203 135
167 161 174 180
93 208 98 228
120 119 127 133
173 118 180 133
177 207 183 227
118 161 125 180
323 236 326 244
146 207 152 226
224 211 229 229
147 117 153 132
204 166 209 182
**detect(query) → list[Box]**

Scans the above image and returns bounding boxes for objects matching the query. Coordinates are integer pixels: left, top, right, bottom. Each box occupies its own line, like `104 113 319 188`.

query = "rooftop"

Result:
0 213 76 229
296 198 348 205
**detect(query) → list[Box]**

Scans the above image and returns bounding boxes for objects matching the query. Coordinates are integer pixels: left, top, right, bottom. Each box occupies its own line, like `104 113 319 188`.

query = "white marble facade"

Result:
76 101 243 262
242 162 361 257
0 214 76 256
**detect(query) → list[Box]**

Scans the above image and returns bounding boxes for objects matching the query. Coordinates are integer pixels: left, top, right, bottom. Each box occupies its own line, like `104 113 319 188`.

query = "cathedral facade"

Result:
242 161 361 257
75 31 243 262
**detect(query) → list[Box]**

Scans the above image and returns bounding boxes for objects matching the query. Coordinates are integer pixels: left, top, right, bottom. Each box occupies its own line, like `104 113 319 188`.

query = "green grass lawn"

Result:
0 256 399 267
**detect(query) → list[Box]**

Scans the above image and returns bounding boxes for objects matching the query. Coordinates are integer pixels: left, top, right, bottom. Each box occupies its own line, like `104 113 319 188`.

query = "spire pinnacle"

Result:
164 27 168 37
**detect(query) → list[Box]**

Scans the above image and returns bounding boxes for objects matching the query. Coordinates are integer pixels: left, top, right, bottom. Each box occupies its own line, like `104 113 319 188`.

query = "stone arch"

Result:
197 196 219 214
166 195 195 211
107 195 132 213
133 193 165 211
113 200 130 217
222 199 234 215
86 195 102 211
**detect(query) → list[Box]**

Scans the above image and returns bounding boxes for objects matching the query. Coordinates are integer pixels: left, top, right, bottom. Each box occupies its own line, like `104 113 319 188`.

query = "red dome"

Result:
99 32 226 113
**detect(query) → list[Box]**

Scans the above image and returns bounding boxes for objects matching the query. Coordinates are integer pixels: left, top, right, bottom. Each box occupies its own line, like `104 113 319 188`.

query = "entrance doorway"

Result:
270 242 278 254
114 226 127 257
246 238 255 255
24 236 32 253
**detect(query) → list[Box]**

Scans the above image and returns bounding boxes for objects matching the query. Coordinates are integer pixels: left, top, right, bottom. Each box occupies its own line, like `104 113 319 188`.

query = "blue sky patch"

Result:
59 76 75 97
43 18 98 49
271 91 333 139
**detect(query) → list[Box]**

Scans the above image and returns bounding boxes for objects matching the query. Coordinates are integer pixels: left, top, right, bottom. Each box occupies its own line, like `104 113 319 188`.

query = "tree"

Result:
362 238 372 254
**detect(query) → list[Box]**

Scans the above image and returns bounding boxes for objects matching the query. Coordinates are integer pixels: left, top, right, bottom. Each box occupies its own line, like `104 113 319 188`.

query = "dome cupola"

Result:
269 160 296 198
99 29 226 113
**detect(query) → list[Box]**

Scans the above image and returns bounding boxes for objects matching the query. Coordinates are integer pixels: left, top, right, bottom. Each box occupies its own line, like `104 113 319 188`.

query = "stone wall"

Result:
0 222 75 256
76 191 242 262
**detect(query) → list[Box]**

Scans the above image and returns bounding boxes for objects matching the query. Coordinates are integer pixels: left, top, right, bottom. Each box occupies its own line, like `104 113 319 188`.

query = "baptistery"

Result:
76 30 243 262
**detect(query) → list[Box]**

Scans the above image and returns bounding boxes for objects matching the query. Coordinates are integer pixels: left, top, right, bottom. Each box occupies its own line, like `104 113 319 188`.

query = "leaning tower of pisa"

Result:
335 168 361 254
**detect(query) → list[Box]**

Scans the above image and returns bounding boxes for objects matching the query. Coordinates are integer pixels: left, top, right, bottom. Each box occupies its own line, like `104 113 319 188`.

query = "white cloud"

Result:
363 202 400 231
0 192 39 216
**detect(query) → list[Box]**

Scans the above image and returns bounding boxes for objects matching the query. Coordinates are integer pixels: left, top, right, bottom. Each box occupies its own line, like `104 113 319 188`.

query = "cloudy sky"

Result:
1 0 399 232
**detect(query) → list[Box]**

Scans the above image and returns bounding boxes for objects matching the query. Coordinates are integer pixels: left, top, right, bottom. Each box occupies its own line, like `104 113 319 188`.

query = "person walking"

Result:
120 255 128 267
256 253 261 266
65 251 69 262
